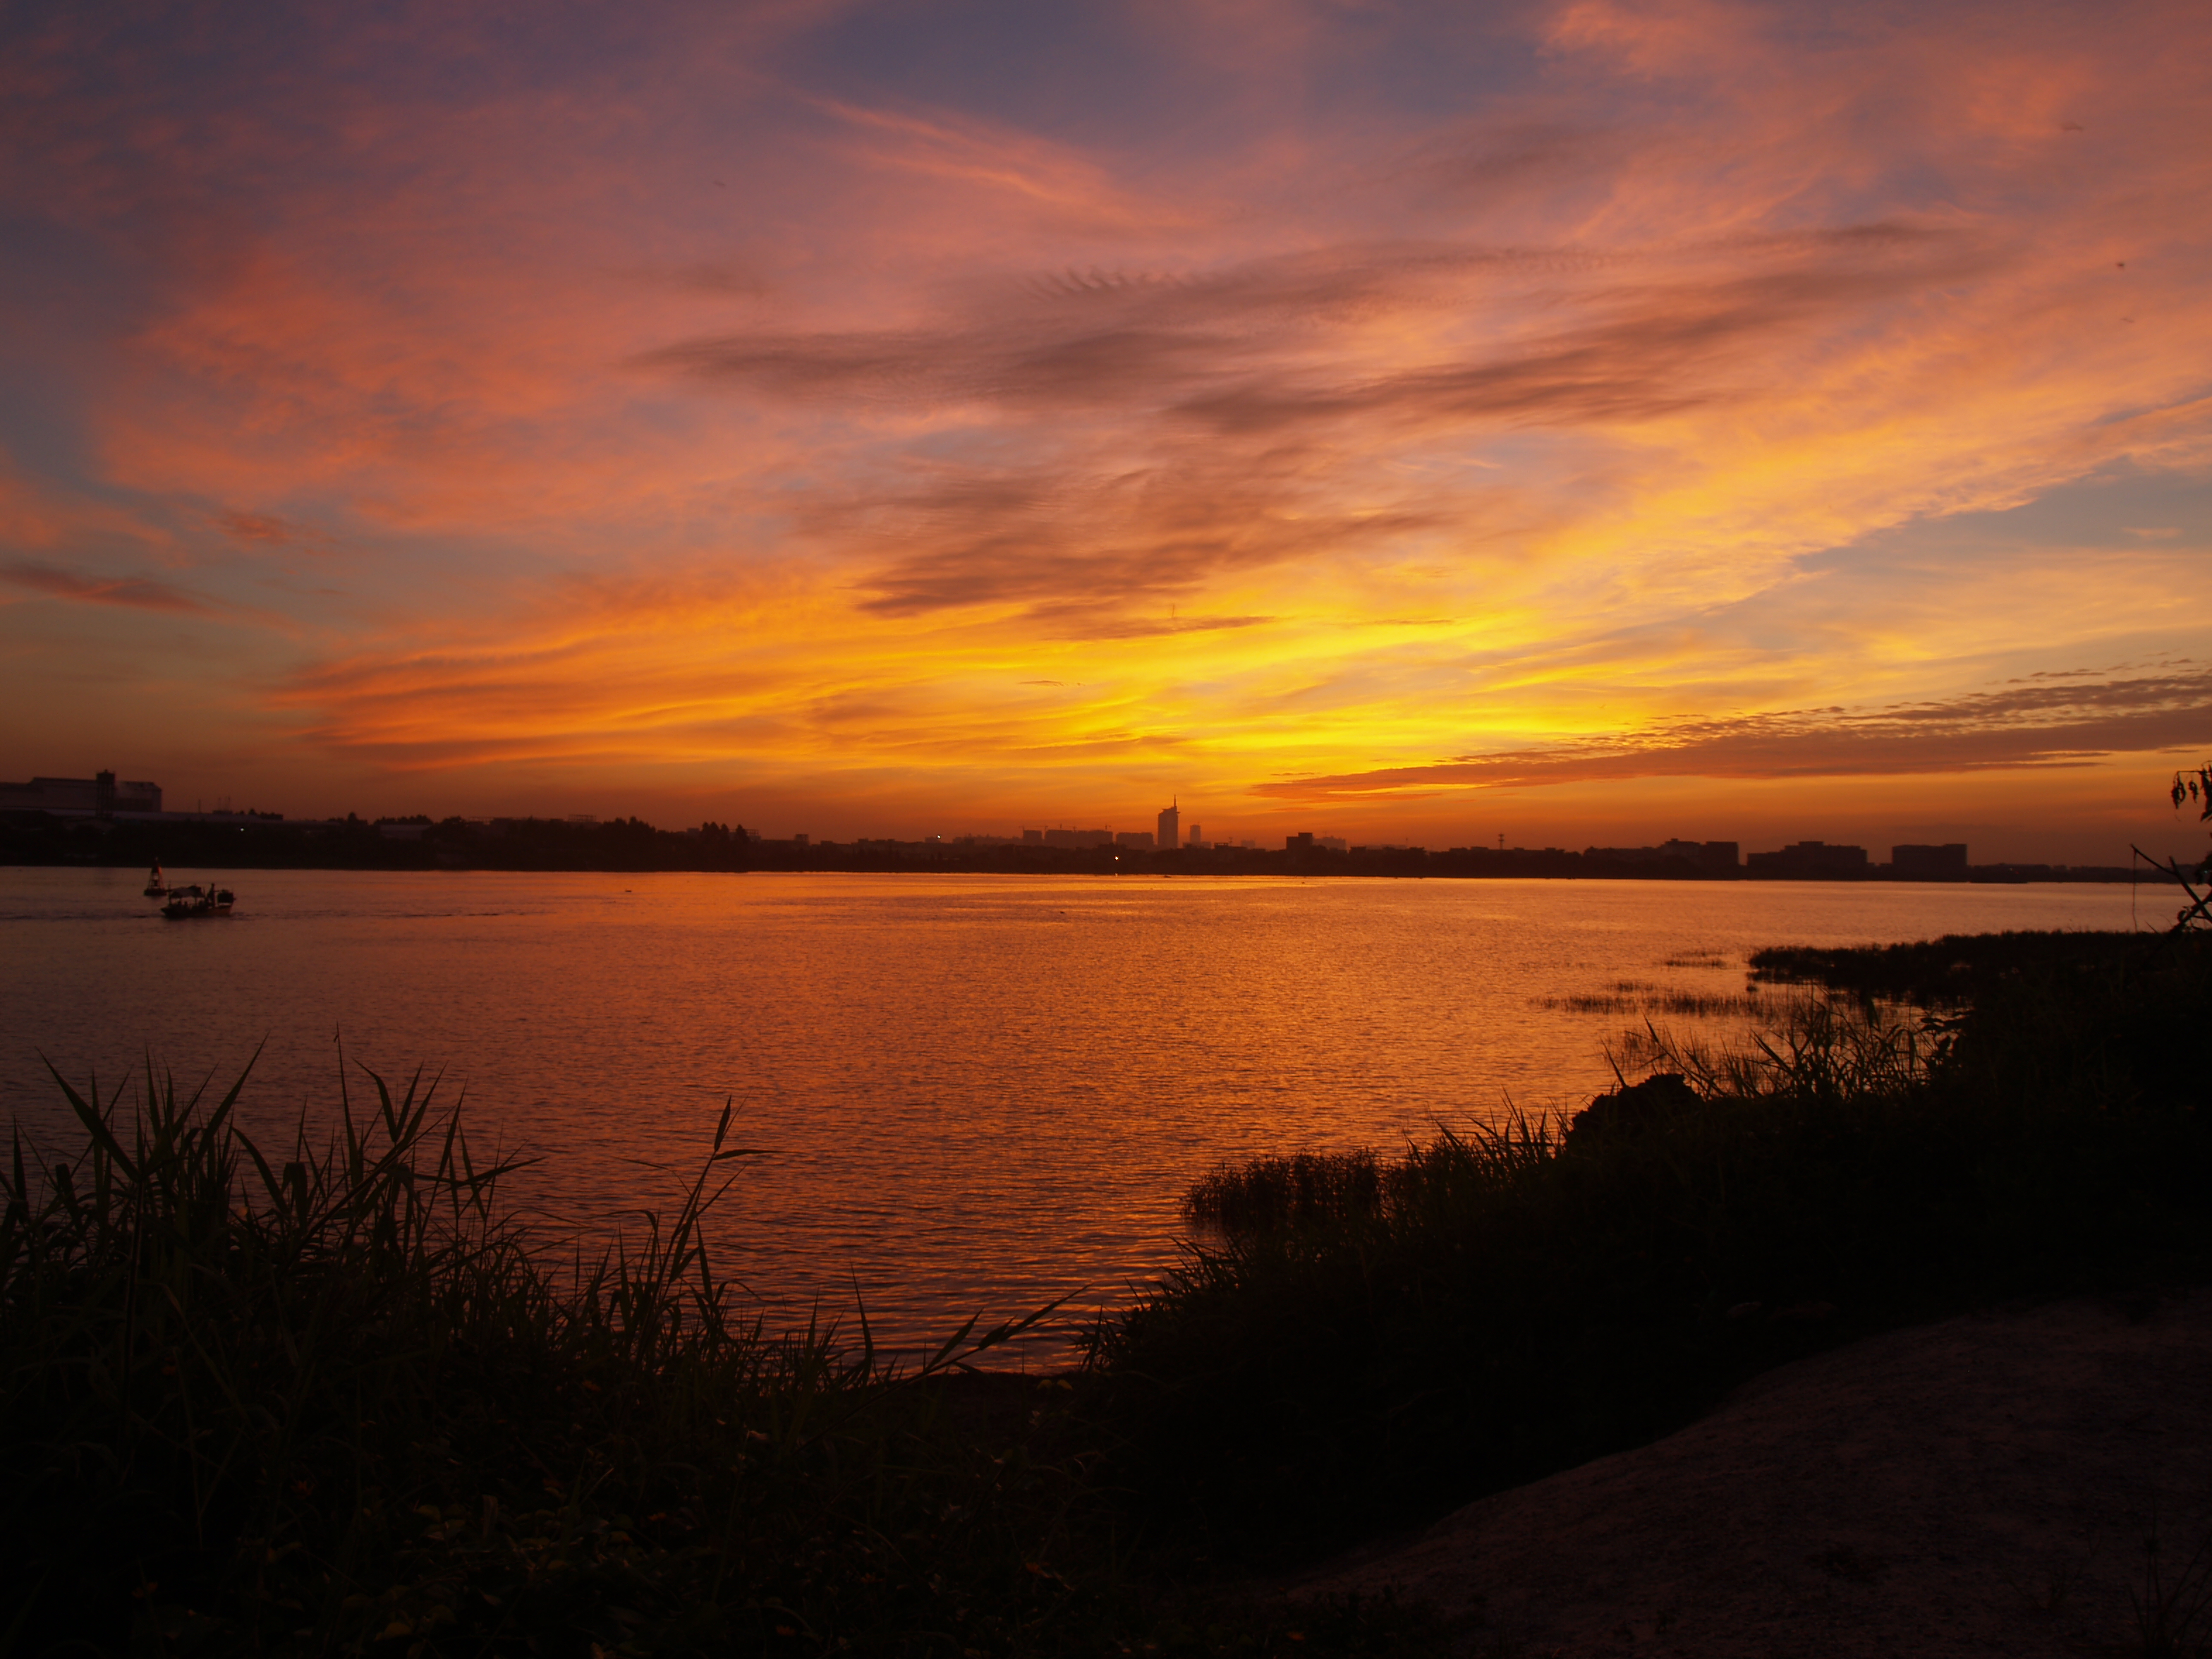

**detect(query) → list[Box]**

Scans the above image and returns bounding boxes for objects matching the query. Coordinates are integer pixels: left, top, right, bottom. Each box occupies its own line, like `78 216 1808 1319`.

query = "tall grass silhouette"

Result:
1 1054 1083 1655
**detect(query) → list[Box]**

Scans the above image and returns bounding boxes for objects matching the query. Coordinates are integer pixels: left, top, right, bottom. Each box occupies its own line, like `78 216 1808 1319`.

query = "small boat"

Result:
143 863 167 897
160 884 236 918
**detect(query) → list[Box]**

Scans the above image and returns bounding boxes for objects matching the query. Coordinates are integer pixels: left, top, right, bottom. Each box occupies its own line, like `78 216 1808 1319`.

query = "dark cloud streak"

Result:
1253 668 2212 798
213 511 300 544
643 226 1982 437
0 561 216 614
821 456 1441 630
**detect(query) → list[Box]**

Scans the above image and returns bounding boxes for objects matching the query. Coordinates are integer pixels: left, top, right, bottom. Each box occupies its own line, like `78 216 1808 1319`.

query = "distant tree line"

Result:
0 813 751 873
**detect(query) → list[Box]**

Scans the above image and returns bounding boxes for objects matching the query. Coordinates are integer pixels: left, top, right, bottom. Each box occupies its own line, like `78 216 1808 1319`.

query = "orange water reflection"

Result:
1 869 2145 1360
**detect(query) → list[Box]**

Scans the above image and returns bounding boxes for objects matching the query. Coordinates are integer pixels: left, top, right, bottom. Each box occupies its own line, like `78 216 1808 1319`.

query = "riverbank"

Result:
1078 927 2212 1564
4 926 2206 1655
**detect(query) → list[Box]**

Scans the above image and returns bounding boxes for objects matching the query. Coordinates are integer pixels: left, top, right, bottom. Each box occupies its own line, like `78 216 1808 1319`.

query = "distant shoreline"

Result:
0 812 2175 884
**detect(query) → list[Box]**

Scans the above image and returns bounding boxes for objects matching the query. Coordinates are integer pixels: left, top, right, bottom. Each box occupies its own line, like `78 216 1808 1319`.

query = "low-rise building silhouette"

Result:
1584 839 1739 874
1892 843 1969 877
1665 838 1738 873
1746 840 1868 877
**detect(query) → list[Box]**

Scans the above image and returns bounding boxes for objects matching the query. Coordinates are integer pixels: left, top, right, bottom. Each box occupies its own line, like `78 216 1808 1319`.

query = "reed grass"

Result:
1747 928 2144 1005
1536 988 1763 1017
1183 1152 1386 1237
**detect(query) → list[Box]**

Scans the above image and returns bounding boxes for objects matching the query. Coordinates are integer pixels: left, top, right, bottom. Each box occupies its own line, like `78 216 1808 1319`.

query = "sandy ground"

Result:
1288 1290 2212 1656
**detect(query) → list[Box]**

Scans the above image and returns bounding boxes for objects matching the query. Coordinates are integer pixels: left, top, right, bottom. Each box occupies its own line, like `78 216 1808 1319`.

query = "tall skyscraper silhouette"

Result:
1157 799 1180 851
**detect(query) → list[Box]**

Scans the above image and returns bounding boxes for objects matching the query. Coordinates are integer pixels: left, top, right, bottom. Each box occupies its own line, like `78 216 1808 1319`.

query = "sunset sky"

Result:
4 0 2208 861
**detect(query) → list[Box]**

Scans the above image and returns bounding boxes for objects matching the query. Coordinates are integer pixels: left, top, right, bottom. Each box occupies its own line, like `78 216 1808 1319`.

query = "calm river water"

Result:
0 868 2149 1357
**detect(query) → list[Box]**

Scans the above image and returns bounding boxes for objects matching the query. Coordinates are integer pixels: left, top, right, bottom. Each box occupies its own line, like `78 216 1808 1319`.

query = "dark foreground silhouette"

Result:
4 927 2207 1656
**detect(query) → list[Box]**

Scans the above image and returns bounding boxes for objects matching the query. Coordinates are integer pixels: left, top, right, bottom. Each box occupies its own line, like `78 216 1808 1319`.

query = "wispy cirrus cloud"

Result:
808 449 1444 628
646 223 1990 633
643 225 1976 435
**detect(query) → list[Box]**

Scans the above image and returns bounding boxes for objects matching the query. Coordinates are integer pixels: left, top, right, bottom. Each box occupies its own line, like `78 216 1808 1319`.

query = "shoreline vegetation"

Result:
0 810 2170 883
5 928 2209 1656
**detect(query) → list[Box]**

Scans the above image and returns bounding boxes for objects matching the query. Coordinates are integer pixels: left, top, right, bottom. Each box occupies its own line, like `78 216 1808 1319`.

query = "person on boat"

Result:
144 863 166 897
